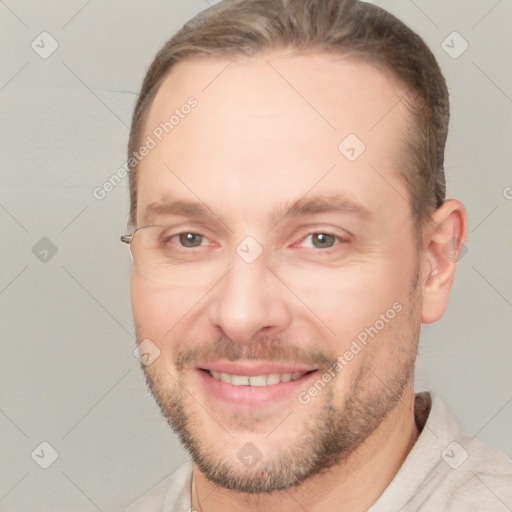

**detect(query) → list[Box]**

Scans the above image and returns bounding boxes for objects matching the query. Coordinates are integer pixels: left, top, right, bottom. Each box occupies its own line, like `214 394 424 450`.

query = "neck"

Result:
192 386 419 512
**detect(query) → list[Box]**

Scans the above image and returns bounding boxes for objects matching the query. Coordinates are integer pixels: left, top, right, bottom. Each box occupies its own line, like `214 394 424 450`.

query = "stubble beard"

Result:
139 278 422 494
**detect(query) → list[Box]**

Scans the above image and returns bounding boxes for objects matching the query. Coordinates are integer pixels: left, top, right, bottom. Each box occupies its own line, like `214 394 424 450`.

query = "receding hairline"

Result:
138 46 417 138
133 48 420 229
128 0 449 242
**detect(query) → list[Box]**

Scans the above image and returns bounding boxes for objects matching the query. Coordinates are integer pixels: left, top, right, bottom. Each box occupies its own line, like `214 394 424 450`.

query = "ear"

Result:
420 199 468 324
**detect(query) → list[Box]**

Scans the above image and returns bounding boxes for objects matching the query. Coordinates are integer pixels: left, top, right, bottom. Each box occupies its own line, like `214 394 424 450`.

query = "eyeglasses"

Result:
121 225 214 282
122 224 344 282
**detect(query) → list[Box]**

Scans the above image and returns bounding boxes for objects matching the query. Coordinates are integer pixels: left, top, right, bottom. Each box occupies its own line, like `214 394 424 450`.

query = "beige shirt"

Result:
123 393 512 511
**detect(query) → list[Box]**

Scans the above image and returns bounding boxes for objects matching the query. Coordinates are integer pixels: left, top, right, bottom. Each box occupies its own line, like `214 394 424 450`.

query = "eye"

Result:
175 232 206 248
300 233 340 249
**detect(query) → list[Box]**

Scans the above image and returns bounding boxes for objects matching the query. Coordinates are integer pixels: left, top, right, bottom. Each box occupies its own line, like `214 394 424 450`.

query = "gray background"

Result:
1 0 511 510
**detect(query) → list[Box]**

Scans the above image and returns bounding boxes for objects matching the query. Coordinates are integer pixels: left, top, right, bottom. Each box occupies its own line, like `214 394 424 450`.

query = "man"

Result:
121 0 512 510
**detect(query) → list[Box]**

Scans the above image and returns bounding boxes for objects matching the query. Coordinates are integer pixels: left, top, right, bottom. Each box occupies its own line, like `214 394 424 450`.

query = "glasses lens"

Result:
131 226 202 282
130 226 165 281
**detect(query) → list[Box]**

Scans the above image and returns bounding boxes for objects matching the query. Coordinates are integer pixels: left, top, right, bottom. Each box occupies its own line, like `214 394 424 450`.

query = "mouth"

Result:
194 362 319 408
203 369 313 386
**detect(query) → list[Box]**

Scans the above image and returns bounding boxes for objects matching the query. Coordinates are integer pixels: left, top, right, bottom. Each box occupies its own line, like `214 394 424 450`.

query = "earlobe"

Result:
420 199 468 324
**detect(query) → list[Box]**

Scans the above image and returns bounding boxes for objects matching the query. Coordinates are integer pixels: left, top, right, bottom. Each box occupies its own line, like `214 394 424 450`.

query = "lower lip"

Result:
195 369 319 408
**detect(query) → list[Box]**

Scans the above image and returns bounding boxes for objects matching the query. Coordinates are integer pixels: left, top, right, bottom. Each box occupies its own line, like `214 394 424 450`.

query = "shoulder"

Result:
415 393 512 511
442 433 512 511
122 461 193 512
370 393 512 512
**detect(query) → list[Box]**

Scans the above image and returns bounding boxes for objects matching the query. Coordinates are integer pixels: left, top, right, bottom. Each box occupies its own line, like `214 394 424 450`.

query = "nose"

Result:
207 256 293 344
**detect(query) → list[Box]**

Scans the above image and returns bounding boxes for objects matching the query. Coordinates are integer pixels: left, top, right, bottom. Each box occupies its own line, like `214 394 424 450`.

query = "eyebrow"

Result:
142 200 222 226
275 194 373 222
141 193 373 228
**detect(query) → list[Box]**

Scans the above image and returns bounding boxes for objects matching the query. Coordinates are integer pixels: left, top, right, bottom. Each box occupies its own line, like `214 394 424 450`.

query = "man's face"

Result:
131 53 424 492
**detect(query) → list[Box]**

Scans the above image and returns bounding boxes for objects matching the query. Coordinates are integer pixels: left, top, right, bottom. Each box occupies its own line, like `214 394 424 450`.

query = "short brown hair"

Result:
128 0 448 232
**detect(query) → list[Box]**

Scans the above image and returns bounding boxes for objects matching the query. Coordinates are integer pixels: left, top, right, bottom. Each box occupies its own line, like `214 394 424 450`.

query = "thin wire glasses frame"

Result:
120 225 209 282
120 225 173 281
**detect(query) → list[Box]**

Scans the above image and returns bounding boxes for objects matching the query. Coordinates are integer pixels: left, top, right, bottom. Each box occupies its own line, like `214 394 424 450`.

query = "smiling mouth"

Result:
200 368 317 386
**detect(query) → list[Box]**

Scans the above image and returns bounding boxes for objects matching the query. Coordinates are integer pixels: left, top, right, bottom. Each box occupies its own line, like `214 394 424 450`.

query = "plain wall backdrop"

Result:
1 0 511 510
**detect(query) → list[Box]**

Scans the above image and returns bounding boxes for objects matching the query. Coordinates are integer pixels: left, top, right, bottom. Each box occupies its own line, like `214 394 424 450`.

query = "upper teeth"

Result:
209 371 307 386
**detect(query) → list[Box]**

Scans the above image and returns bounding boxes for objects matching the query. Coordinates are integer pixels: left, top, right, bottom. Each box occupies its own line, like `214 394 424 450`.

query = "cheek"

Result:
130 272 183 340
130 269 221 356
277 254 416 357
281 265 400 328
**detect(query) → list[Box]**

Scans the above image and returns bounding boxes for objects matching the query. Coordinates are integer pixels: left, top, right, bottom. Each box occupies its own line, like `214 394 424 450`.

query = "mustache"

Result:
173 334 337 372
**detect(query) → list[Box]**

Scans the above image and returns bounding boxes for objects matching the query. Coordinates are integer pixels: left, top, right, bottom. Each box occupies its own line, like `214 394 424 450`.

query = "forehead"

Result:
136 52 411 227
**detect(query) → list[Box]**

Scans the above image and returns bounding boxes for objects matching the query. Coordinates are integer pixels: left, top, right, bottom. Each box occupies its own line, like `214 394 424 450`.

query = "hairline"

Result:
130 48 431 248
